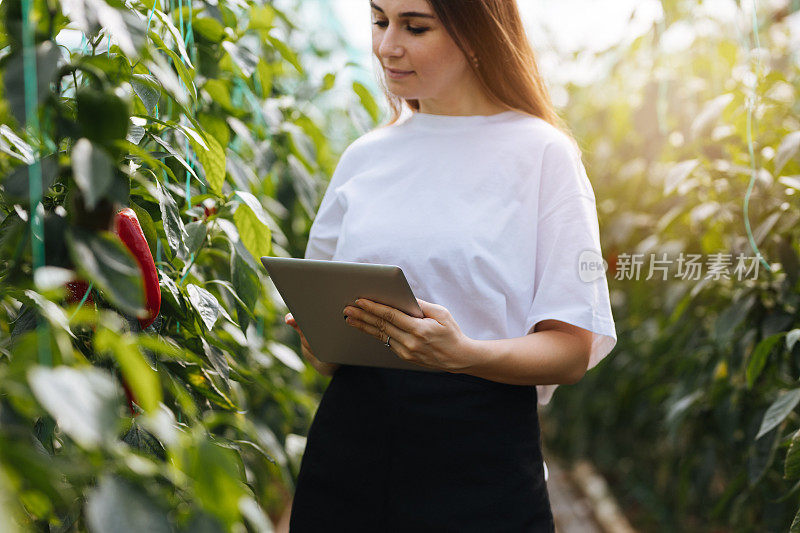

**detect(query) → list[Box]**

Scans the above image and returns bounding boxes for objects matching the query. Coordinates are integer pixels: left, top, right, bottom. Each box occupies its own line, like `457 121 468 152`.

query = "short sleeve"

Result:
527 138 617 406
304 144 359 260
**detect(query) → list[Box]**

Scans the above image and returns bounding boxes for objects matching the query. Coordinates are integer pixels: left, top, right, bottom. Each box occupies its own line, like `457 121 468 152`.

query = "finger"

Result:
346 304 412 342
352 299 418 332
345 312 414 354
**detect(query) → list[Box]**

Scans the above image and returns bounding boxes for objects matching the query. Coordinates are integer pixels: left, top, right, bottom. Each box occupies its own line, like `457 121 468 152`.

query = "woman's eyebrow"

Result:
369 1 436 19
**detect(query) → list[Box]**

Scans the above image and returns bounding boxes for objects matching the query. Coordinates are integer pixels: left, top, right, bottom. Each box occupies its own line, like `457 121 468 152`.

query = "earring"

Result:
470 54 479 68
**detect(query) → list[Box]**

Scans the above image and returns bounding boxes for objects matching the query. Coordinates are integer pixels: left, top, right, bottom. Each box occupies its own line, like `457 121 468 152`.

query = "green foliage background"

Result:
541 1 800 531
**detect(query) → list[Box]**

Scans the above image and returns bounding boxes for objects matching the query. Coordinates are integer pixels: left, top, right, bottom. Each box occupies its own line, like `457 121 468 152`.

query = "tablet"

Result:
261 256 444 373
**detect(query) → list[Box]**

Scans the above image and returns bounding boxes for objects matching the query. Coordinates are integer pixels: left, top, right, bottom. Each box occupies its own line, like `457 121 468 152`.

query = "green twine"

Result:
741 0 772 273
22 0 51 366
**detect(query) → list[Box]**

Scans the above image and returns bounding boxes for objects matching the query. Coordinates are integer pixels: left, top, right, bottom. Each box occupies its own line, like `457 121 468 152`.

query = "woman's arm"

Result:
457 319 593 386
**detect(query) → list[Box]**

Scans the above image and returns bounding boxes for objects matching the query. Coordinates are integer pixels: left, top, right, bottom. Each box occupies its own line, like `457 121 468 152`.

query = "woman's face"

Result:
370 0 473 107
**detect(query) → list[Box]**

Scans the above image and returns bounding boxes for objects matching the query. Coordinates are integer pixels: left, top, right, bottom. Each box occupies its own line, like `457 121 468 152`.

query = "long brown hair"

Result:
372 0 578 151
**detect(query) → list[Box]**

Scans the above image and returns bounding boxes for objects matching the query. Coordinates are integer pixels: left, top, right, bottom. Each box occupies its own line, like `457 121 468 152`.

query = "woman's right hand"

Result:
285 313 340 377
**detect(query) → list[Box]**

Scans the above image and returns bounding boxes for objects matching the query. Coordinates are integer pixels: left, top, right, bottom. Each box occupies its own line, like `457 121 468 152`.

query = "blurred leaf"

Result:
756 388 800 440
775 131 800 175
193 16 226 42
76 87 130 142
86 475 171 533
1 154 58 201
201 337 230 381
71 138 114 210
352 81 380 123
2 41 60 126
746 332 785 389
182 439 247 527
95 330 162 414
27 366 120 449
690 93 734 140
122 419 167 461
162 361 237 410
785 429 800 480
664 159 700 195
267 35 303 73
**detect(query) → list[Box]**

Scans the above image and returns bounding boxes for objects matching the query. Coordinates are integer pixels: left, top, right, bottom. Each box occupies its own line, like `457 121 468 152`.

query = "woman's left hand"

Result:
342 297 475 372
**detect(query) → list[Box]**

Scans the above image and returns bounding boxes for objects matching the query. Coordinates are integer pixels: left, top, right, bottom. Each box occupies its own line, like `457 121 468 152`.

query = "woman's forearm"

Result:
457 331 590 386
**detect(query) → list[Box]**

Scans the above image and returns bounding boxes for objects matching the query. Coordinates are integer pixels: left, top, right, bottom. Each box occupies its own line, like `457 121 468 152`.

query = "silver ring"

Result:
385 335 391 348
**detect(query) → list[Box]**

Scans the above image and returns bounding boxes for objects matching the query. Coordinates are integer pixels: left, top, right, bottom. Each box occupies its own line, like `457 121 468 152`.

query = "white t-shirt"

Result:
304 108 617 406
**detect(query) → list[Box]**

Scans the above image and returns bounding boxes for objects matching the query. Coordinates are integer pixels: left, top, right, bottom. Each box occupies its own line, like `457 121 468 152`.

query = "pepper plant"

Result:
0 0 376 530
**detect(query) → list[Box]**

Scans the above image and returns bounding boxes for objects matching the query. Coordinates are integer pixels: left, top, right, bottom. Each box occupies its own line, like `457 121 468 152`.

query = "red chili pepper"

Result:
121 376 137 417
113 208 161 329
65 280 94 306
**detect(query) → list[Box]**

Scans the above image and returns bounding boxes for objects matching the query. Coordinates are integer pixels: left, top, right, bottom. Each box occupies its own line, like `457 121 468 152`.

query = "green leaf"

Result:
122 420 167 460
664 159 700 195
231 249 261 310
190 133 226 195
66 229 145 317
159 272 189 318
788 329 800 351
203 79 233 111
71 138 114 210
158 46 197 101
756 388 800 440
267 35 303 73
76 87 131 142
785 429 800 480
185 221 207 255
198 112 230 147
131 74 161 116
775 131 800 175
95 330 162 414
746 332 785 389
247 5 275 31
1 154 58 201
27 366 120 449
152 9 194 69
233 203 271 262
155 179 190 260
222 41 258 78
352 80 380 123
2 41 60 126
187 284 234 331
150 134 200 184
181 439 247 527
201 337 230 381
86 475 171 533
193 16 226 42
690 93 734 140
322 72 336 91
162 361 237 410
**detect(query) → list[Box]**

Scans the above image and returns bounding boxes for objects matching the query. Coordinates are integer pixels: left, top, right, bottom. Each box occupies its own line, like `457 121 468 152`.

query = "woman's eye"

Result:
372 20 429 35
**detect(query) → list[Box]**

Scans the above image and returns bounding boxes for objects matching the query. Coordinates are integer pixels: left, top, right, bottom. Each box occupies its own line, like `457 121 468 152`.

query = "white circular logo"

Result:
578 249 607 282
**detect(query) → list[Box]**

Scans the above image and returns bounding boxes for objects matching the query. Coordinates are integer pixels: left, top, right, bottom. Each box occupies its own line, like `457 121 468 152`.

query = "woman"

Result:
284 0 617 531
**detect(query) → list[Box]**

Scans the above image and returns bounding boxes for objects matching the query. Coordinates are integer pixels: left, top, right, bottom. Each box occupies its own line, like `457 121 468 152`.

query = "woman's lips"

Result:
386 68 414 79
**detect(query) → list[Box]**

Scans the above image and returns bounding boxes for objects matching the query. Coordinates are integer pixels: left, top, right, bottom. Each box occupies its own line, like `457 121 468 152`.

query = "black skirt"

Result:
289 363 555 532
